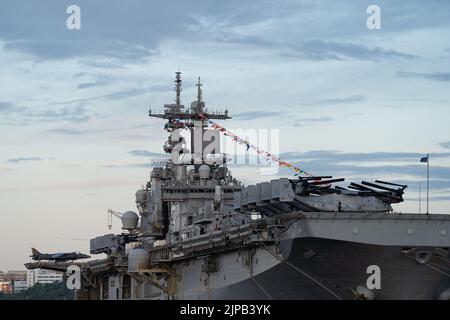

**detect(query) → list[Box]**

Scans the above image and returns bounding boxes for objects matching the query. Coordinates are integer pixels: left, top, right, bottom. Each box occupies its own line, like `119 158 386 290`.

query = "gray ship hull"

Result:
199 238 450 300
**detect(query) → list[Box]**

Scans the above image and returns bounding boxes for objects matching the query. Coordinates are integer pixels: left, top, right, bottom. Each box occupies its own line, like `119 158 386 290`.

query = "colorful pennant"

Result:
198 113 312 176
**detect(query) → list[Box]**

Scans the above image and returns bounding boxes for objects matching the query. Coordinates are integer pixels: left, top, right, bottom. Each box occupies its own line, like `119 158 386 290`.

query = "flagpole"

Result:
419 182 421 214
426 153 429 214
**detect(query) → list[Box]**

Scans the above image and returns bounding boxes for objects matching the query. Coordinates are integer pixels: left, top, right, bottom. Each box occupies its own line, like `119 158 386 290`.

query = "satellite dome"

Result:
121 211 139 231
198 164 211 179
135 189 147 203
128 248 150 272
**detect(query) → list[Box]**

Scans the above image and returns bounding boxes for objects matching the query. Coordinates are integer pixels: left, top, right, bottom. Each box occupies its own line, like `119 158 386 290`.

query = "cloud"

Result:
52 85 167 106
215 33 417 62
79 60 126 69
0 1 283 61
406 195 450 201
47 128 83 135
1 103 94 124
300 95 367 106
0 1 165 61
128 150 166 157
282 40 418 61
0 101 27 115
33 105 90 122
396 71 450 82
76 75 115 90
293 116 333 127
0 1 419 64
102 162 154 169
77 81 109 90
0 0 446 69
0 101 13 112
6 157 42 163
281 150 450 163
233 111 279 120
440 141 450 149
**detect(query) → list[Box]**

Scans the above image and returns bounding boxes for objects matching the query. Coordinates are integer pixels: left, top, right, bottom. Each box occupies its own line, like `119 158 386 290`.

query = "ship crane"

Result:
107 209 139 232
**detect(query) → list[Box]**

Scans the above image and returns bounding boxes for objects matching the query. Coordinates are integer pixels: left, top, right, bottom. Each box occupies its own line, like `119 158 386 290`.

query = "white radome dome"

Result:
121 211 139 230
198 164 210 179
128 248 150 272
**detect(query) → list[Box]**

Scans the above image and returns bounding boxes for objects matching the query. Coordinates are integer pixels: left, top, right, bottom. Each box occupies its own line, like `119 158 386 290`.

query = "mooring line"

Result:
250 277 274 300
258 241 343 300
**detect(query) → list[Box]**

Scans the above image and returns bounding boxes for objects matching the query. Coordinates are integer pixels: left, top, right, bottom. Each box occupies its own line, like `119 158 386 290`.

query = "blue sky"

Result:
0 0 449 270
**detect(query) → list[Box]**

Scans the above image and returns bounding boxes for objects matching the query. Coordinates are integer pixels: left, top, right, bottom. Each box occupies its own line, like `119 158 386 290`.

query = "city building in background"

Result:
0 269 63 295
12 280 28 294
26 269 63 287
0 281 12 294
3 271 27 281
0 271 27 295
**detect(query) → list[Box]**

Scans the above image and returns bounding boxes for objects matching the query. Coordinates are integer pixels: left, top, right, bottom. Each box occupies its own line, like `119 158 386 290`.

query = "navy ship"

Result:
26 72 450 300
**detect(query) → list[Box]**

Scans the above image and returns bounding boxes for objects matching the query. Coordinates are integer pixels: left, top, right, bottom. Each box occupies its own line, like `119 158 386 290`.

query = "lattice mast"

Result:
149 72 230 159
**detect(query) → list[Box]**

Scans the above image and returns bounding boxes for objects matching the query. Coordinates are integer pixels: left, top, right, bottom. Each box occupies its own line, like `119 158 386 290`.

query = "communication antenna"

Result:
196 77 203 104
175 71 182 107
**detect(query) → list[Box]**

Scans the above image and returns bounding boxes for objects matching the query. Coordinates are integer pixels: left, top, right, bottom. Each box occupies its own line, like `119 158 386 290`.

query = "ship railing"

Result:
297 211 450 222
150 246 171 261
87 258 113 273
174 224 254 252
203 108 228 115
149 221 265 262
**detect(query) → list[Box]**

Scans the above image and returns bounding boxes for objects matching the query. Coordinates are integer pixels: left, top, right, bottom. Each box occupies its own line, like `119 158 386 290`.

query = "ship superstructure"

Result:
26 73 450 300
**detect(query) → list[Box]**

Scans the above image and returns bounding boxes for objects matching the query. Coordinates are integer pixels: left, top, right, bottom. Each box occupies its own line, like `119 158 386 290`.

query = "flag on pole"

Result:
421 153 430 214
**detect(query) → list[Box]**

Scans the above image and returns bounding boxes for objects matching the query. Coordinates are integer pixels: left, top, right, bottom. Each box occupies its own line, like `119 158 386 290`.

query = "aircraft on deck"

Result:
30 247 91 262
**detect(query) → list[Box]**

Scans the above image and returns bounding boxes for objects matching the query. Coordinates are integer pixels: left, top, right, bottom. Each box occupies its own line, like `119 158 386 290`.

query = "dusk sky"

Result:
1 0 449 270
